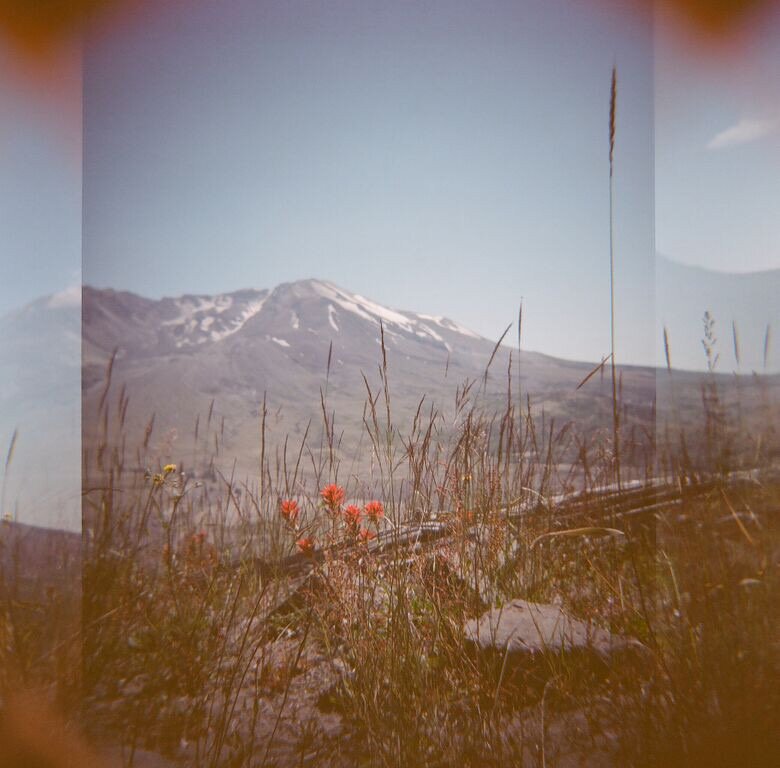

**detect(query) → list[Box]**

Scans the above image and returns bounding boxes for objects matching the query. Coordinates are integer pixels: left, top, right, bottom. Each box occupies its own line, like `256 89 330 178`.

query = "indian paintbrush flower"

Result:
296 537 316 555
364 500 384 524
320 483 345 514
344 504 362 531
280 498 300 525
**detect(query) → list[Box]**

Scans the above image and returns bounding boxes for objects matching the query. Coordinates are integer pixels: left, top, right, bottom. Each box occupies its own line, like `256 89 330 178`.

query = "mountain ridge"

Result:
656 254 779 373
80 278 646 494
5 274 779 529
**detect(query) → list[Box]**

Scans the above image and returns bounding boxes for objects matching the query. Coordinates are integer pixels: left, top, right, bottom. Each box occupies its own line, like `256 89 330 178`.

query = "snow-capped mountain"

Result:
83 279 483 360
81 278 646 486
9 275 776 530
82 278 629 416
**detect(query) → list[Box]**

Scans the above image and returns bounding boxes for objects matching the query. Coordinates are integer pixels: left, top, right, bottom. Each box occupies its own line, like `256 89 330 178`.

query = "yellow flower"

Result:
163 464 177 475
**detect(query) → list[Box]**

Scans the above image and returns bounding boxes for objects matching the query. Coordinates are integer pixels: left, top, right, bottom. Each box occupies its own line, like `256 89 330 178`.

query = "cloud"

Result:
707 117 777 150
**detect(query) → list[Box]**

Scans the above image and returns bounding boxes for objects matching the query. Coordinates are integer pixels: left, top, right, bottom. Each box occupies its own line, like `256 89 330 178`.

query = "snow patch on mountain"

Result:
327 304 339 332
47 285 81 309
312 281 472 351
155 292 269 348
417 313 481 339
209 296 267 342
314 282 410 329
350 292 412 328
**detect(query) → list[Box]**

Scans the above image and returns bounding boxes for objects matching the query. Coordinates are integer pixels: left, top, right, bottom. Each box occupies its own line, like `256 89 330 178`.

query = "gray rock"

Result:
464 599 640 662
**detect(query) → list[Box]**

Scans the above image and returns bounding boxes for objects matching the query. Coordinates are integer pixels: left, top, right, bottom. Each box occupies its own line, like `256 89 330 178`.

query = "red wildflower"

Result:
358 528 376 544
280 498 299 524
364 500 384 524
343 504 362 530
296 537 316 555
320 483 345 513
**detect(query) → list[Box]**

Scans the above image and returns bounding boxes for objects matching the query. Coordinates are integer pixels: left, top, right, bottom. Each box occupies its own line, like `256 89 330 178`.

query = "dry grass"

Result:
1 321 778 766
2 67 778 768
52 324 778 767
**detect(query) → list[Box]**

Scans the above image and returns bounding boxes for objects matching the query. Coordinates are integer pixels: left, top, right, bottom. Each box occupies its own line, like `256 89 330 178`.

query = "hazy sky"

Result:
2 0 778 365
655 3 780 274
82 0 656 365
0 41 81 316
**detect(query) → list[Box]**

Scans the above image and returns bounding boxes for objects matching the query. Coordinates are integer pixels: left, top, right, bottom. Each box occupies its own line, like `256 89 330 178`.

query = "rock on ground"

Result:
464 599 641 661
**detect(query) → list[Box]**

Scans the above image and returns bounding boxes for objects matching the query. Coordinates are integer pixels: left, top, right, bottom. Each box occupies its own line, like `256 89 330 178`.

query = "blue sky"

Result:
80 0 655 365
0 41 81 317
2 0 778 367
655 3 780 274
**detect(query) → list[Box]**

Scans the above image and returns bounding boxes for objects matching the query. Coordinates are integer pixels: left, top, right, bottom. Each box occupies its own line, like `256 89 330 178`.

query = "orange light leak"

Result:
0 0 149 161
0 0 110 55
600 0 779 53
657 0 774 38
0 0 776 148
1 0 776 79
0 0 160 89
2 0 777 62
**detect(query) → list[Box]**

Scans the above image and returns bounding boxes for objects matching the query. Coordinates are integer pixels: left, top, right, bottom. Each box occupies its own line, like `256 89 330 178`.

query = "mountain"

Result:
81 279 655 486
0 290 81 531
656 255 780 373
5 276 778 530
83 279 587 390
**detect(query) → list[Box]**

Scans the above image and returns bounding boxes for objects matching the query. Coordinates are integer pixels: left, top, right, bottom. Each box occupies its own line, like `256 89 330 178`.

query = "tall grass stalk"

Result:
609 64 621 491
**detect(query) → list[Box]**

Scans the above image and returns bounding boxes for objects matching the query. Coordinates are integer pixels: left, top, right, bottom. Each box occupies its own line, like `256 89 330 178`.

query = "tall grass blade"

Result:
4 428 17 471
608 64 621 490
663 326 672 372
576 354 612 391
483 323 512 390
764 323 771 371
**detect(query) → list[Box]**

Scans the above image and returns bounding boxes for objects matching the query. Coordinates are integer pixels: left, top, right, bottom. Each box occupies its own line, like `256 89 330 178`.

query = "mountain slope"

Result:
8 275 775 530
81 279 645 485
83 278 607 406
656 255 780 373
0 291 81 531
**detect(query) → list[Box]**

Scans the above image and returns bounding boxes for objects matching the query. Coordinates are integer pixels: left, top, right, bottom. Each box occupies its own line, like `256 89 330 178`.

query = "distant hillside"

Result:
656 255 779 373
0 292 80 531
0 520 81 598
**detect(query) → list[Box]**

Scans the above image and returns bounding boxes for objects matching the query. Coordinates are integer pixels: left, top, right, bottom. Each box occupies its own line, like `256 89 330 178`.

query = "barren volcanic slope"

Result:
4 280 777 528
82 279 656 483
